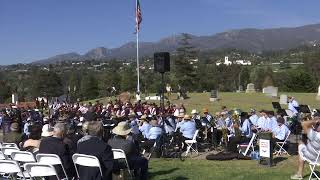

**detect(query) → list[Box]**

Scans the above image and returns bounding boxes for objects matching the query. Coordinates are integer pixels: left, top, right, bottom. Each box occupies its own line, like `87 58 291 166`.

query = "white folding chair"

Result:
11 151 36 163
184 130 199 156
274 131 291 156
308 150 320 180
36 153 68 180
112 149 132 177
0 160 25 179
2 143 19 149
11 151 36 178
1 147 20 158
0 151 5 160
72 153 103 179
238 133 257 156
24 163 59 180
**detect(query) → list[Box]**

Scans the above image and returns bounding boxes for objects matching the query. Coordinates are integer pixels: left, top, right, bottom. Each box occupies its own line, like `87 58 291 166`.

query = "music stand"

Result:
272 102 282 110
299 105 311 113
276 109 288 117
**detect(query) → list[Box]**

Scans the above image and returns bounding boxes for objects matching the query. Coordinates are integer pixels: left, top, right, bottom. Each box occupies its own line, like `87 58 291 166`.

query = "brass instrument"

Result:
232 110 242 138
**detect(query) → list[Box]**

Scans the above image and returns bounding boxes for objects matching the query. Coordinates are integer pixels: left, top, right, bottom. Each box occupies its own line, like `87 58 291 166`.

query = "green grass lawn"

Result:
149 156 310 180
91 92 319 114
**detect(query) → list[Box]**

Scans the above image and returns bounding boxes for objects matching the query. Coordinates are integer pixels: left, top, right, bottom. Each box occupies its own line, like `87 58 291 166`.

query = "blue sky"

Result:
1 0 320 65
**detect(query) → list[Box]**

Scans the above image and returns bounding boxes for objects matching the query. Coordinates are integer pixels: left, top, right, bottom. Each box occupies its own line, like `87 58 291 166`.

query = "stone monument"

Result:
317 85 320 100
279 94 288 105
210 90 219 102
11 93 18 105
245 83 256 93
262 86 278 97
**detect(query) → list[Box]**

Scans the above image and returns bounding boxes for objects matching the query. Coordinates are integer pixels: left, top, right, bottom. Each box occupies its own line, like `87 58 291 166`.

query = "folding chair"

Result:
238 133 257 156
1 147 20 158
274 131 291 156
0 151 5 160
11 151 36 178
112 149 132 177
2 143 19 149
72 153 103 179
24 163 59 180
308 150 320 180
36 153 68 180
0 160 26 179
184 130 199 156
11 151 36 163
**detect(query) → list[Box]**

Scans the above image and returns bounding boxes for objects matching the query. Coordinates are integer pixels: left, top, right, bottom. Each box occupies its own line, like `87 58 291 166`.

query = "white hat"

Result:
191 109 198 114
41 124 53 137
112 122 132 136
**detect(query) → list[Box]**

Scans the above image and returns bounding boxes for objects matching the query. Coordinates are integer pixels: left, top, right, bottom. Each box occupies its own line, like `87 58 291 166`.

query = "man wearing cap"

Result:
108 121 148 180
180 115 196 141
249 109 259 127
227 112 253 153
139 115 151 139
273 117 290 142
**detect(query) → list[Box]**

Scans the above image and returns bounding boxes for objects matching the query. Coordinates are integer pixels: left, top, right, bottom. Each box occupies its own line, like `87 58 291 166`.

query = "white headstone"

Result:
11 93 18 104
262 86 278 97
317 85 320 100
280 94 288 105
245 83 256 93
210 90 219 101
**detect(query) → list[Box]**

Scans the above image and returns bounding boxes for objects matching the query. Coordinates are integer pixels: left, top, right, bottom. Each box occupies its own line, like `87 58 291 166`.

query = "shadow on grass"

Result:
149 168 184 179
273 157 288 165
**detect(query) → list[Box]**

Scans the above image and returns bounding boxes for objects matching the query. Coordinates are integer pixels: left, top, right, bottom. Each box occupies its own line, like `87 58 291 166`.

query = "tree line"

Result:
0 34 319 103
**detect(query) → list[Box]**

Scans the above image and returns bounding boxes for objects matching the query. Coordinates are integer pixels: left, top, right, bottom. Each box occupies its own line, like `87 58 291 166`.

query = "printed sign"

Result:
259 139 270 158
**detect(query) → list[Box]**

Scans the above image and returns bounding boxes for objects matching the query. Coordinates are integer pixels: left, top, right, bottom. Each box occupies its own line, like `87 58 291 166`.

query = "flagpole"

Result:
136 0 140 94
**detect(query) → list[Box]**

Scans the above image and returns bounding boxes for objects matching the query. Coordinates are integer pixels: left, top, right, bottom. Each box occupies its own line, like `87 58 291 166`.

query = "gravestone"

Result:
317 85 320 100
279 94 288 105
262 86 278 97
210 90 219 102
245 83 256 93
11 93 18 105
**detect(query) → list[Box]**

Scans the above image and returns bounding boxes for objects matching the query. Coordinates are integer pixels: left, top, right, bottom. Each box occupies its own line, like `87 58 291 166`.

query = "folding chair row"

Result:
0 159 60 180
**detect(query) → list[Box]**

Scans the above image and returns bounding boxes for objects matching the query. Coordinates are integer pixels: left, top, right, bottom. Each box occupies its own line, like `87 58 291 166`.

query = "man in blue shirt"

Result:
141 119 163 153
139 115 151 139
227 112 253 153
180 115 196 141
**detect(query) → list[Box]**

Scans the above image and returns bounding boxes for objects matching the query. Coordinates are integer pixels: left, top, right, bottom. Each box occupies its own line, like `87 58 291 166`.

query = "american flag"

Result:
135 0 142 33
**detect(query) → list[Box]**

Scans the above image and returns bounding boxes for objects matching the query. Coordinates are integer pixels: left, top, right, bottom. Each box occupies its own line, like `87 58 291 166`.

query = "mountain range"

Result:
33 23 320 64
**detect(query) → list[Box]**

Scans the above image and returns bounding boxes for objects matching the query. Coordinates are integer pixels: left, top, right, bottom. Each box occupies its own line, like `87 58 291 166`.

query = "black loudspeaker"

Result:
154 52 170 73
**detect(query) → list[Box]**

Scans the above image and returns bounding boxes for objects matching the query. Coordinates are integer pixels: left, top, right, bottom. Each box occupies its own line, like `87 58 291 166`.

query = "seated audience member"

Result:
20 125 42 152
291 117 320 179
39 123 74 179
180 115 196 141
227 112 253 153
77 121 113 180
3 122 23 145
108 121 148 180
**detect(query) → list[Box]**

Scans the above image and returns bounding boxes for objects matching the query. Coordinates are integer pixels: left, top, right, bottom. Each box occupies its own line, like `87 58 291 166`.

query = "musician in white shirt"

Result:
288 96 299 115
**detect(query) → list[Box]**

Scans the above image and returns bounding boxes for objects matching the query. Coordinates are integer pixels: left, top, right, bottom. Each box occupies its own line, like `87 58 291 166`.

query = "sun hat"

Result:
41 124 53 137
112 121 132 136
191 109 198 114
203 108 209 113
177 113 185 118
